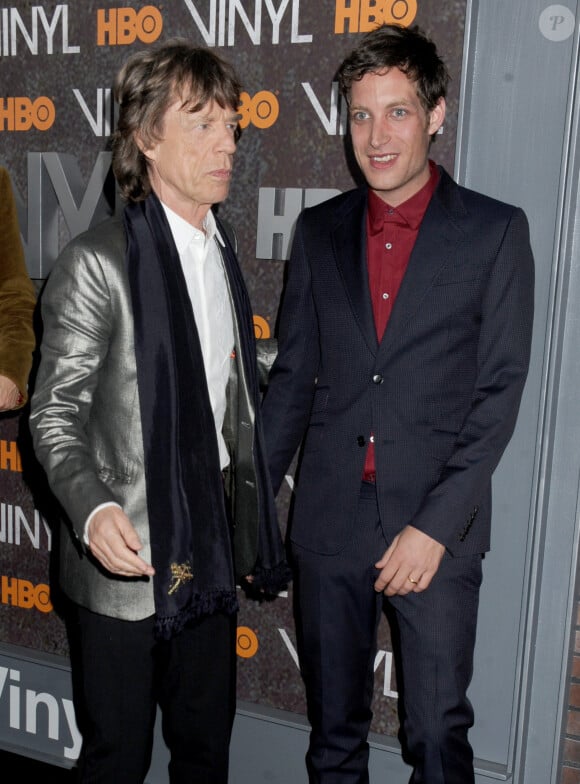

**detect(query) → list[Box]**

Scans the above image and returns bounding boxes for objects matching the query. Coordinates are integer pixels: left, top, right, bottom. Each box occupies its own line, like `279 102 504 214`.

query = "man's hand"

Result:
374 525 445 596
0 375 22 411
88 506 155 578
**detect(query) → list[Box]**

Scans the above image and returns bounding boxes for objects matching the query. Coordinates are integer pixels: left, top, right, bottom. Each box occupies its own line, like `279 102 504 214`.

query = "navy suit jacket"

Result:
262 167 534 557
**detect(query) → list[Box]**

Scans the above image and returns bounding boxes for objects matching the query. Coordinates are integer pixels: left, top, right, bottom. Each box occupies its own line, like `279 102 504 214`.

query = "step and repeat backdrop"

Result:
0 0 466 760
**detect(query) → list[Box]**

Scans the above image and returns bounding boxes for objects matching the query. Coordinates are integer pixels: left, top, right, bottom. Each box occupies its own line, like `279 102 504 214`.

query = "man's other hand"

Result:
0 375 22 411
88 506 155 578
374 525 445 596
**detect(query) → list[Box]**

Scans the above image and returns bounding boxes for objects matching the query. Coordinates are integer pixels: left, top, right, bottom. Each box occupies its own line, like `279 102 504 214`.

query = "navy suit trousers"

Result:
292 482 482 784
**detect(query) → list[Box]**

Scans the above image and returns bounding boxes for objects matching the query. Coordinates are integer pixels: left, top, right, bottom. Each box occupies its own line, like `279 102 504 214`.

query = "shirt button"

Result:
372 374 383 384
387 209 394 215
385 242 392 250
382 292 389 300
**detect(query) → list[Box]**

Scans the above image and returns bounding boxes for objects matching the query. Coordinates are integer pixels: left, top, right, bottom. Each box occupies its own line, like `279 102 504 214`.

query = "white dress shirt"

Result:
162 203 235 470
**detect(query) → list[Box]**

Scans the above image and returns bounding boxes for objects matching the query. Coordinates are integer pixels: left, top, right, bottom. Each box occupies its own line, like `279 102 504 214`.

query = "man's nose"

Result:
219 126 237 152
370 120 391 148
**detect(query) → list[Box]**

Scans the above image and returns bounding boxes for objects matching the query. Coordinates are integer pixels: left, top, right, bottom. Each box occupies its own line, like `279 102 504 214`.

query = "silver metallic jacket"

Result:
30 218 277 621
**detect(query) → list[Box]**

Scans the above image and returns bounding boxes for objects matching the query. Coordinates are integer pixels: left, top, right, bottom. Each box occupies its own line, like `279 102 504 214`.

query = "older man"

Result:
30 41 286 784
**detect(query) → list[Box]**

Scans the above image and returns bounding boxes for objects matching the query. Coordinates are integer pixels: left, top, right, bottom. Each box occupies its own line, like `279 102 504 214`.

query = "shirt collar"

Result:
160 202 225 255
367 160 440 233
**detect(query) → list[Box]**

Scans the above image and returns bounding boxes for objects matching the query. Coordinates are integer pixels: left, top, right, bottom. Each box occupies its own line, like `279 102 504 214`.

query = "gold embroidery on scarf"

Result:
168 562 193 595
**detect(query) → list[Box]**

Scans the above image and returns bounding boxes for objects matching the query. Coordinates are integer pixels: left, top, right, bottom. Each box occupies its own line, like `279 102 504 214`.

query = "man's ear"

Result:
428 97 446 136
134 131 154 162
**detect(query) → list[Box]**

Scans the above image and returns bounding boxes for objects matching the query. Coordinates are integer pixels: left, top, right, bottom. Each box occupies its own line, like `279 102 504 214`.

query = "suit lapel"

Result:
378 173 466 358
332 190 378 355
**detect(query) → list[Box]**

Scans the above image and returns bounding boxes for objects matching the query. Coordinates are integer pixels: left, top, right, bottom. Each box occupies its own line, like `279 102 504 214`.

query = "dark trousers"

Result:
68 606 237 784
292 482 483 784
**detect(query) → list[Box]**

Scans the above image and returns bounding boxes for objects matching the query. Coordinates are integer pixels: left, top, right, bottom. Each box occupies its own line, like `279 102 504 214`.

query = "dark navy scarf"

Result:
124 193 238 639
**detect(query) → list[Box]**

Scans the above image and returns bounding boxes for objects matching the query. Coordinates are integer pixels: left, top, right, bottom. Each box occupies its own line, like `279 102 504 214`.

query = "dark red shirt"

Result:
363 161 439 481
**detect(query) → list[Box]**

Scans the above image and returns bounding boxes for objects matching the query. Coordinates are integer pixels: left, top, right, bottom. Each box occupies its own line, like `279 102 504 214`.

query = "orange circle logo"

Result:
236 626 259 658
238 91 279 130
253 315 271 339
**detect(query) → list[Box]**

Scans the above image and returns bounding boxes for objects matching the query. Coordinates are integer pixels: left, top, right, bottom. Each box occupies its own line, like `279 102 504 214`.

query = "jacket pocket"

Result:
97 466 133 484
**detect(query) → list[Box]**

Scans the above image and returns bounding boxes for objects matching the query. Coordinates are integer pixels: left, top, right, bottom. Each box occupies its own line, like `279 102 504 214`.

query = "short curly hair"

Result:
337 24 450 114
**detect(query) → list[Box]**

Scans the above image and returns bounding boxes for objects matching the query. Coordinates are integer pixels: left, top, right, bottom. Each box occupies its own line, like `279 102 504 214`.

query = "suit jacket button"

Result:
372 374 383 384
357 435 366 447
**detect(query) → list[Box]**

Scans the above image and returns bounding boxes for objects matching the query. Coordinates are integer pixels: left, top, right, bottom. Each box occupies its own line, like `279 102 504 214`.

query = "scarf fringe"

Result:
154 590 239 640
247 561 292 597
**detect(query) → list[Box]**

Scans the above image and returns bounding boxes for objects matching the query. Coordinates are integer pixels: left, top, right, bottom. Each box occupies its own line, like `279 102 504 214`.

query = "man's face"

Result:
349 67 445 207
140 95 239 227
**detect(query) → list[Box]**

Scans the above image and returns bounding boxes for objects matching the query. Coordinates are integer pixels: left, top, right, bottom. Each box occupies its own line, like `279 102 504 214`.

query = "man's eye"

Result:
351 111 368 122
392 108 407 118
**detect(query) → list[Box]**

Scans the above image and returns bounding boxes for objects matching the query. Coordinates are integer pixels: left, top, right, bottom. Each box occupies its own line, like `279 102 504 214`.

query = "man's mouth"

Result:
370 153 397 163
